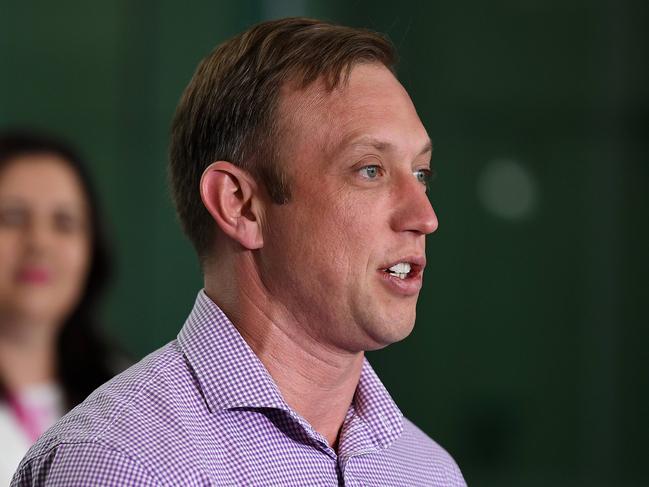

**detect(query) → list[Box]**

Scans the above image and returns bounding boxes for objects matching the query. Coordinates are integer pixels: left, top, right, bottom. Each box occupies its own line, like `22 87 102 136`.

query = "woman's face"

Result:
0 155 91 330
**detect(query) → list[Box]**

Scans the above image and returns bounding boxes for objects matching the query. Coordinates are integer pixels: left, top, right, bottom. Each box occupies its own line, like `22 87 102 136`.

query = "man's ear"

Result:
200 161 264 250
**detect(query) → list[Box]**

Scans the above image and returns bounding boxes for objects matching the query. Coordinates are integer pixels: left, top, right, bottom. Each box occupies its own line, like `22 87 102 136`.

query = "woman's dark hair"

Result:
0 130 120 408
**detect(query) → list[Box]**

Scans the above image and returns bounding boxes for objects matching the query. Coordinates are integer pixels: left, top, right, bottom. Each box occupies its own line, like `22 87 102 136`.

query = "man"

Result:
12 18 465 486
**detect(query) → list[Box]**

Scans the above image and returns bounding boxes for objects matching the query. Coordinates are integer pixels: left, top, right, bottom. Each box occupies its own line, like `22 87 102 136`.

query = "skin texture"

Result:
202 63 437 448
0 156 91 388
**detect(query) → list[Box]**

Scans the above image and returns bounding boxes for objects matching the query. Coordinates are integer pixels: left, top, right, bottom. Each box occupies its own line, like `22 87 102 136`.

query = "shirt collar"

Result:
354 359 404 448
178 290 288 412
178 290 403 448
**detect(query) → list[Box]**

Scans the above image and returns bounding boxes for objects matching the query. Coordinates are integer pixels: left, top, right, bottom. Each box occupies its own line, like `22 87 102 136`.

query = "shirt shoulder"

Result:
11 442 160 486
341 415 466 486
12 340 211 486
393 417 466 486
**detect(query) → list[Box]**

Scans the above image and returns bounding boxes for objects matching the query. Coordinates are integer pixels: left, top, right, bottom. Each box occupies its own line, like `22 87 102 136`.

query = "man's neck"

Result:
241 317 364 450
204 272 363 450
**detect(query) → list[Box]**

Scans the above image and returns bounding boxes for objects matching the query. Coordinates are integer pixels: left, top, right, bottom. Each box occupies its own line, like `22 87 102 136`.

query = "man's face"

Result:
257 63 437 353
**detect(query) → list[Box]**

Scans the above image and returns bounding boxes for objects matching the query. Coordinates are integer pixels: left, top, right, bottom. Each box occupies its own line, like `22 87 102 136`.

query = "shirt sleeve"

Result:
11 442 160 486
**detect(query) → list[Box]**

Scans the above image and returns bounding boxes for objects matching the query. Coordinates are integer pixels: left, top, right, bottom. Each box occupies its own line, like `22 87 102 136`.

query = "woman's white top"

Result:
0 383 64 486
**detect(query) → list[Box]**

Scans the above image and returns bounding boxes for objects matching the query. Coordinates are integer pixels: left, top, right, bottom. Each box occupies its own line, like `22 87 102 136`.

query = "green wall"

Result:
1 1 647 485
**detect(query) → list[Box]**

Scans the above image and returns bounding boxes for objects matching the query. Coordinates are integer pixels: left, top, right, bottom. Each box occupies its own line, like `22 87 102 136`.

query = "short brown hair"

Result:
169 17 396 259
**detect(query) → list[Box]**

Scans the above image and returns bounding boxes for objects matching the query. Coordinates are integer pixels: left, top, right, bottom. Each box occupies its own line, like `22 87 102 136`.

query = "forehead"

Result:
278 63 428 163
0 155 87 208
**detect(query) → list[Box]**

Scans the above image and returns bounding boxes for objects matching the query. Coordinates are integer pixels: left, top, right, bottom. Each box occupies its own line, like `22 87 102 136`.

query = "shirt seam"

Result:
16 439 164 486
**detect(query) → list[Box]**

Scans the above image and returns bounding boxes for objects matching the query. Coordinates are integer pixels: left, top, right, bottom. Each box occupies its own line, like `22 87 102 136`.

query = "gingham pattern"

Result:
12 291 466 486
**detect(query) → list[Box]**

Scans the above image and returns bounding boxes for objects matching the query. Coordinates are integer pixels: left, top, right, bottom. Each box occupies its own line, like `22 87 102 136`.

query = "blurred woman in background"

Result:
0 131 120 483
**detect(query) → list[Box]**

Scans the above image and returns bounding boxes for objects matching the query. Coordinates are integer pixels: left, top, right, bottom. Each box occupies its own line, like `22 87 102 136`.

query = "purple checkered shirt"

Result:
12 291 466 486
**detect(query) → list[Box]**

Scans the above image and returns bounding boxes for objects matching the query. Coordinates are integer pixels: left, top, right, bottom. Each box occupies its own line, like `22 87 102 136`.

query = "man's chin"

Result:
362 316 416 351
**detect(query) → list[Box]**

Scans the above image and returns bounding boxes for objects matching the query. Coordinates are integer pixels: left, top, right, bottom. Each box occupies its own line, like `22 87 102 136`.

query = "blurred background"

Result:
1 1 647 485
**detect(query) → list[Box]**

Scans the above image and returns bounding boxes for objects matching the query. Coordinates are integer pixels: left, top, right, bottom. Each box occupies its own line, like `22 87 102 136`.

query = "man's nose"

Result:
391 175 439 236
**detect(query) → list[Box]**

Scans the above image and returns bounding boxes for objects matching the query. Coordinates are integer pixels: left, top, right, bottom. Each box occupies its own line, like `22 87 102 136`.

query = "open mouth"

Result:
381 261 423 280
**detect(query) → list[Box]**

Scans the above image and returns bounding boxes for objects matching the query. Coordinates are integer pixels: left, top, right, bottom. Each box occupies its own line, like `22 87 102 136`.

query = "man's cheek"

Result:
328 199 369 232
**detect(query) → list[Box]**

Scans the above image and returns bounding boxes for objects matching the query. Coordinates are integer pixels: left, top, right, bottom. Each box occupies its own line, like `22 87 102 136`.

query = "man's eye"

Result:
358 165 382 180
413 168 434 186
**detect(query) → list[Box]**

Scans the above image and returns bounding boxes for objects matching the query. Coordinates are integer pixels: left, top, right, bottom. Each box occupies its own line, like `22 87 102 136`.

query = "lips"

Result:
377 255 426 296
16 268 51 284
380 255 426 275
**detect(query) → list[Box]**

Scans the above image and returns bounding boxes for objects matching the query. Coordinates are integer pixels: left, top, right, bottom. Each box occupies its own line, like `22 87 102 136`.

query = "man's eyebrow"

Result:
342 136 433 157
419 139 433 157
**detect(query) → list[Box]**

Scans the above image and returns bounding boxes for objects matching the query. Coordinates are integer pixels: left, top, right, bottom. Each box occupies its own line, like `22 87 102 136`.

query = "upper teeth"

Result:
389 262 411 273
387 262 411 278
